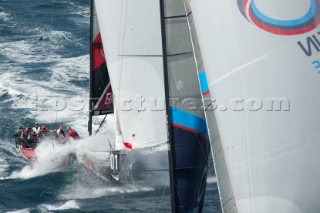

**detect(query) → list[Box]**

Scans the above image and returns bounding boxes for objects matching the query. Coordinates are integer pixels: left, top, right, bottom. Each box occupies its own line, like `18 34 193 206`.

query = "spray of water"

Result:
7 135 112 180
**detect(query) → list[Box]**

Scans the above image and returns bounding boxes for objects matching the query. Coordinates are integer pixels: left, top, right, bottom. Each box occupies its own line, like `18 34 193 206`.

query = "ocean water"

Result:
0 0 222 212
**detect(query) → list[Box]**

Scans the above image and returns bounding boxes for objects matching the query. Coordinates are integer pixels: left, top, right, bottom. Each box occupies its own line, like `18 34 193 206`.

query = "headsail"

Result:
190 1 320 212
89 0 113 119
94 0 211 211
94 0 172 210
95 0 167 150
160 0 210 211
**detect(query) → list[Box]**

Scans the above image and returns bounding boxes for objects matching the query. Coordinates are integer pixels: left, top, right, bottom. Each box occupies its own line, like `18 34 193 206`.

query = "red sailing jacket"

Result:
67 129 80 140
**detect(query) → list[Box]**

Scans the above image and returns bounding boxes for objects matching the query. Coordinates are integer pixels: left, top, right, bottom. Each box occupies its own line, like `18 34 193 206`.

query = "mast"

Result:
159 0 176 212
88 0 94 136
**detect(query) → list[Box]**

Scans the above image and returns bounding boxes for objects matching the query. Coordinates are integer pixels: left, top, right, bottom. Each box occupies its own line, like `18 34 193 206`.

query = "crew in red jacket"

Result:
39 123 51 139
62 127 80 143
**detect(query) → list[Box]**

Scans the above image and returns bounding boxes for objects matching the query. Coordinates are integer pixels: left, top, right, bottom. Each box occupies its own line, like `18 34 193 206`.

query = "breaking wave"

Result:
39 200 80 211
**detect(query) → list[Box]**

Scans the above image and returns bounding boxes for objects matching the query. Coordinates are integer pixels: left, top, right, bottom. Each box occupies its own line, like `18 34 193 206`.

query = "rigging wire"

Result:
118 0 128 207
50 0 64 138
51 0 60 126
94 114 107 135
156 186 167 213
50 0 57 149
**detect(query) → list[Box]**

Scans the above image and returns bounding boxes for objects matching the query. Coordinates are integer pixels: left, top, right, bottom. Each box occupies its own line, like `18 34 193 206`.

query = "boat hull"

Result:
18 147 37 162
82 150 121 181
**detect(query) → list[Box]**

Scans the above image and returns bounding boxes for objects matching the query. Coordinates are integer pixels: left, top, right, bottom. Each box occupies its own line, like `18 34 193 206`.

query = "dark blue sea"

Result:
0 0 221 212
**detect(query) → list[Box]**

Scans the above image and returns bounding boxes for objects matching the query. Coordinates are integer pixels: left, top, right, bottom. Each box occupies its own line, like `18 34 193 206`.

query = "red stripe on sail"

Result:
92 33 106 70
249 9 320 35
171 123 209 144
95 83 113 110
202 90 210 96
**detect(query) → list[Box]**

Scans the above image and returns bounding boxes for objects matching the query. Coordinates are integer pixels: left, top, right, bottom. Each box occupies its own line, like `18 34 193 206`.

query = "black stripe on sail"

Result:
88 0 94 135
159 0 176 212
91 62 113 115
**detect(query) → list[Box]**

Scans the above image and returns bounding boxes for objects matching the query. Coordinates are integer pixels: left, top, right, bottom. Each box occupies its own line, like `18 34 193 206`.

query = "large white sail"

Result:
94 0 212 211
95 0 167 149
190 1 320 212
183 1 237 212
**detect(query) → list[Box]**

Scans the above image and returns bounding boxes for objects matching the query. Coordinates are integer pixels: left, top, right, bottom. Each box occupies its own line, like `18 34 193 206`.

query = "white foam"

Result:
8 142 67 179
0 11 10 21
6 133 116 180
40 200 79 211
66 2 90 18
0 40 54 64
51 55 89 83
0 44 90 134
0 23 93 138
60 183 154 200
6 209 30 213
0 154 8 176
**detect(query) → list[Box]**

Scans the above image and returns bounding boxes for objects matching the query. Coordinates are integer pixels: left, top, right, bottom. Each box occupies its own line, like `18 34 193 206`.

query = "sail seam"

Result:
164 11 192 19
167 51 193 57
118 54 162 57
118 52 193 57
222 196 235 208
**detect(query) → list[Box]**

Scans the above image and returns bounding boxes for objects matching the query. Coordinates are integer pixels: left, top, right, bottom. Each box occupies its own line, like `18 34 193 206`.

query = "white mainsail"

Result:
95 0 167 149
94 0 211 211
190 0 320 212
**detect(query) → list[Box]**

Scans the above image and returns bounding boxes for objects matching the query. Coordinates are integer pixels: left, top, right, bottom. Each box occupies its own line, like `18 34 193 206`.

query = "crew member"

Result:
39 123 50 138
14 126 24 145
32 122 40 134
57 125 66 142
41 123 49 132
29 131 39 148
62 126 80 143
19 126 31 148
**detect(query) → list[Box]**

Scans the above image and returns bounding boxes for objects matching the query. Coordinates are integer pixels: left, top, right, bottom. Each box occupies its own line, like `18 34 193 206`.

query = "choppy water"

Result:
0 0 221 212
